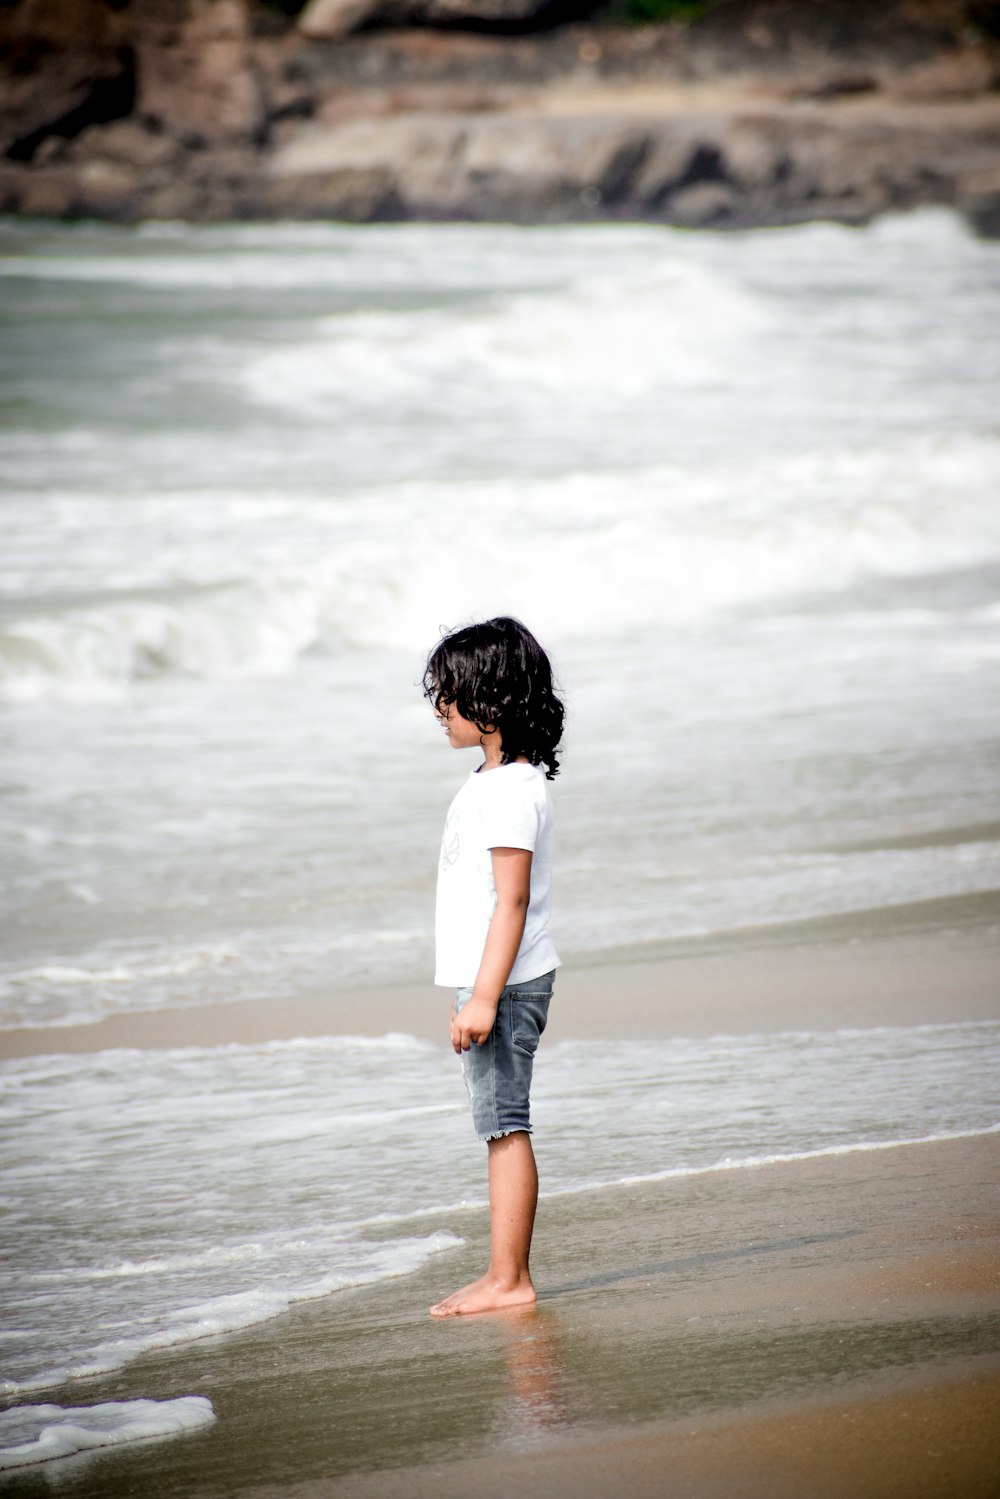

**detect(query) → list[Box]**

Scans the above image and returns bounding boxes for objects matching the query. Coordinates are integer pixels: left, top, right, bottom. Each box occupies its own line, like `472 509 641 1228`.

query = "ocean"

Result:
1 210 998 1460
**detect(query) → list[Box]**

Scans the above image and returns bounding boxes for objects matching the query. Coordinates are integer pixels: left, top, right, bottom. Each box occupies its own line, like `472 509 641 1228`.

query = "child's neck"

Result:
477 738 528 772
478 738 505 772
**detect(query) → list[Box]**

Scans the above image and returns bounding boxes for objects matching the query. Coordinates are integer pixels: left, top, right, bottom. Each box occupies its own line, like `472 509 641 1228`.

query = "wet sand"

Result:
7 1132 996 1499
2 896 998 1497
313 1362 1000 1499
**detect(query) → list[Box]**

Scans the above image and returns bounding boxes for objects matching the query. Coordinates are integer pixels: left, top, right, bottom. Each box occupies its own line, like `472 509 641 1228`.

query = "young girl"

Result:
424 615 564 1318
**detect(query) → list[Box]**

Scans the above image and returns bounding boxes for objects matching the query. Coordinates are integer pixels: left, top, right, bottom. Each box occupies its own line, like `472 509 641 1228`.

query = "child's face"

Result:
434 697 489 752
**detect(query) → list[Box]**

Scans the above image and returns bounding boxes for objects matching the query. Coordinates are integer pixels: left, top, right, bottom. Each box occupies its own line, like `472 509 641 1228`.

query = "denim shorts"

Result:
454 971 554 1141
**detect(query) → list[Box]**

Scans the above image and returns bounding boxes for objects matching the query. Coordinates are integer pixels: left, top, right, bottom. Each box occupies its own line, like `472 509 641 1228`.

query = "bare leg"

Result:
430 1131 539 1317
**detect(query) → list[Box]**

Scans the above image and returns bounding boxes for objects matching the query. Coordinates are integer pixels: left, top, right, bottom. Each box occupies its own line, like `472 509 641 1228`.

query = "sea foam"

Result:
0 1397 215 1470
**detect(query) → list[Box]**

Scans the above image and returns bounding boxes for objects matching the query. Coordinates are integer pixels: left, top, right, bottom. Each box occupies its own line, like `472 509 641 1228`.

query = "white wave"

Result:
0 942 245 1027
0 250 378 291
7 1233 461 1394
0 578 325 701
865 205 981 249
0 220 725 292
26 1241 283 1284
0 923 432 1029
2 430 998 699
0 1397 215 1470
239 258 764 417
550 1122 1000 1199
0 913 429 1027
7 951 236 988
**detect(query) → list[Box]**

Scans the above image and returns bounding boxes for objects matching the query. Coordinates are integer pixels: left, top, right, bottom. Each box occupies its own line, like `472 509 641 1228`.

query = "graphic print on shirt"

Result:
439 803 461 872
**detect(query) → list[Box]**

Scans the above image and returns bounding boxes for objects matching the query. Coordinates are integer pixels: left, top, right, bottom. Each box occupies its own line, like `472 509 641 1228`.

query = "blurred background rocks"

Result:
0 0 998 230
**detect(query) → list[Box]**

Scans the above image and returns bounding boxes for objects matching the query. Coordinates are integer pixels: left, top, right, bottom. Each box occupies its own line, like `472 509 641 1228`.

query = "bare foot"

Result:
430 1271 537 1318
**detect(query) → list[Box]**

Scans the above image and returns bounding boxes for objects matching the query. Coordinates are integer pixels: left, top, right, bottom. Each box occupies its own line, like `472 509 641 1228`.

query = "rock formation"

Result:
0 0 998 232
297 0 564 42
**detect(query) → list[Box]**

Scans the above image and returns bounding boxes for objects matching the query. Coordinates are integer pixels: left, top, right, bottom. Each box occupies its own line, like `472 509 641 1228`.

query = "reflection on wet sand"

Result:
492 1306 569 1448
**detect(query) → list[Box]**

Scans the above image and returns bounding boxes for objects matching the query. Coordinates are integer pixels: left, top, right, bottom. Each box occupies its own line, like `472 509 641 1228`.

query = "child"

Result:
423 615 564 1318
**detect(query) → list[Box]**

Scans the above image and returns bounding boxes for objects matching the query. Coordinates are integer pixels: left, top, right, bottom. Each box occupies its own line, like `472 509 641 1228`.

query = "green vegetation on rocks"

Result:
611 0 710 23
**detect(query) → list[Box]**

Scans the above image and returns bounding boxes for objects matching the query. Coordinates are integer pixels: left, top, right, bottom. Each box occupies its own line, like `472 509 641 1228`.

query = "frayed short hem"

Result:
480 1126 532 1142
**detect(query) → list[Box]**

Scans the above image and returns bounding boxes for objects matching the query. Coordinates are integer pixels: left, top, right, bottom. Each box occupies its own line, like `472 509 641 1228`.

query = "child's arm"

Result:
450 846 531 1054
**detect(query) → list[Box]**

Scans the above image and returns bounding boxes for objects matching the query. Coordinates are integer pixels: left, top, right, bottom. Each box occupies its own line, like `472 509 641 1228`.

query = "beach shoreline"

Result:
2 899 997 1496
4 1131 996 1497
2 890 997 1059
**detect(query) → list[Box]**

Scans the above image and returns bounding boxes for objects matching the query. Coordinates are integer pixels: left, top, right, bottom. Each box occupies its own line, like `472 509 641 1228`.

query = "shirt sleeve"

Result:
480 775 541 853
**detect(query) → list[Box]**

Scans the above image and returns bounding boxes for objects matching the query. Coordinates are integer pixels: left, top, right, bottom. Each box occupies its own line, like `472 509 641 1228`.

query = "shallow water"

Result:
2 1022 997 1394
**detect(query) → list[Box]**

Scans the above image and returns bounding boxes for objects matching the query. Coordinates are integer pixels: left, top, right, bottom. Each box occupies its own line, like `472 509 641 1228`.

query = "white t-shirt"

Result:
434 760 560 988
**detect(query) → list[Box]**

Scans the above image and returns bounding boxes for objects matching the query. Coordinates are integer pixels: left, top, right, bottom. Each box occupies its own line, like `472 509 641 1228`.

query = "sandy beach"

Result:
3 901 997 1498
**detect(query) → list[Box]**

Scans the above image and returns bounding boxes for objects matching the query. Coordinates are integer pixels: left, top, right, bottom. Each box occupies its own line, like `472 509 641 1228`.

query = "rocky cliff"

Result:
1 0 998 232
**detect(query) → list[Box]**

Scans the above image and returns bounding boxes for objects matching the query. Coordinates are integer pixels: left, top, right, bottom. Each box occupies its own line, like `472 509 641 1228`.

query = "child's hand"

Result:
451 997 498 1054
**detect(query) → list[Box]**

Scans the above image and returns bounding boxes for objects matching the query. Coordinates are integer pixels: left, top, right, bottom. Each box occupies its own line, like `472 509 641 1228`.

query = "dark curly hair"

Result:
423 616 565 779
